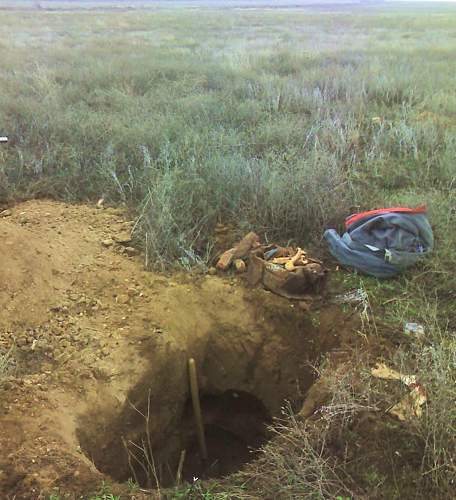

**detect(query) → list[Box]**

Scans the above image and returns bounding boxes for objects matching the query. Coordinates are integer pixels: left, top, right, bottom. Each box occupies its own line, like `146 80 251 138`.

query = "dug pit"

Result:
77 299 343 489
0 201 354 498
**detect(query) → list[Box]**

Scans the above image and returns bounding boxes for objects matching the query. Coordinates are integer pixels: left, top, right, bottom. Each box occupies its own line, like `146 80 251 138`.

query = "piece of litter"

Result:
371 362 416 385
371 362 426 421
404 323 425 338
388 384 427 421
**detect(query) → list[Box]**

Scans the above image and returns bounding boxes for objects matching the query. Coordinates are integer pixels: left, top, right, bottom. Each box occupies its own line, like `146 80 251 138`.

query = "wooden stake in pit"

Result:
175 449 186 487
188 358 208 461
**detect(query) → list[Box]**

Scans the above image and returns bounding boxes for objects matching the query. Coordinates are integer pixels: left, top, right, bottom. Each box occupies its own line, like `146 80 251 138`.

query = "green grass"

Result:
1 4 456 499
2 6 456 267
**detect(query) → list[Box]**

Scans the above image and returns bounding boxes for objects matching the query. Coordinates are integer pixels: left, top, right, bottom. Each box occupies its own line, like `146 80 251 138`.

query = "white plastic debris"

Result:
404 322 425 339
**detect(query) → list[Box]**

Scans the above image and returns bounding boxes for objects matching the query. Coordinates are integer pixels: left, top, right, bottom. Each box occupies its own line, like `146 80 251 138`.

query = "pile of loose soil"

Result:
0 200 355 499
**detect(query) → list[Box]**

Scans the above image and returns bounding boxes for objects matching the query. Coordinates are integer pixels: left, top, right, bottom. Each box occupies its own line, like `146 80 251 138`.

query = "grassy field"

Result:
1 3 455 499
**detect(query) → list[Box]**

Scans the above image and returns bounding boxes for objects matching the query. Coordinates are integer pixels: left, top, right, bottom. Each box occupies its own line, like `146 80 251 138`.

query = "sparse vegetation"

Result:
228 406 356 499
1 2 456 499
0 345 15 380
390 297 456 494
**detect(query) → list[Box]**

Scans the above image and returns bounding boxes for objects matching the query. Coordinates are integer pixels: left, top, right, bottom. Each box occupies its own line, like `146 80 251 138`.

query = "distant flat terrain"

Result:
3 1 454 14
0 0 386 12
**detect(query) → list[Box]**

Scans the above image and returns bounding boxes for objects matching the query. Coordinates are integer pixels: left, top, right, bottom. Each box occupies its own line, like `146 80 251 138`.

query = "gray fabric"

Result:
324 211 433 278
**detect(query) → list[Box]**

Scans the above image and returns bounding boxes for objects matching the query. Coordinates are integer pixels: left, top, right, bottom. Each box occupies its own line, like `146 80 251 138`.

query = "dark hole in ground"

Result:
126 390 271 488
77 304 347 490
180 390 271 483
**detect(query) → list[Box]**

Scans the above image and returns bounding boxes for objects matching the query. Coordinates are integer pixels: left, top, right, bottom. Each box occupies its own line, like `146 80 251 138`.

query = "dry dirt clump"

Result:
0 200 354 499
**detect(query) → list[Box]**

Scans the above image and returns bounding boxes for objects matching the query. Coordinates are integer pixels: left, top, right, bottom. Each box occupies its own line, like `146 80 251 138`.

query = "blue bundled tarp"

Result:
324 207 433 278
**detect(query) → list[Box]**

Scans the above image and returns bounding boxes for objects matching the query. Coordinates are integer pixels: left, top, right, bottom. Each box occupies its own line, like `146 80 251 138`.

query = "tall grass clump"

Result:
136 145 349 269
220 359 381 500
0 346 14 381
226 407 355 500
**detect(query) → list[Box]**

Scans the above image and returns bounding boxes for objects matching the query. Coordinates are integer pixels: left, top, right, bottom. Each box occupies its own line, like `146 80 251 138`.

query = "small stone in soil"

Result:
125 247 138 256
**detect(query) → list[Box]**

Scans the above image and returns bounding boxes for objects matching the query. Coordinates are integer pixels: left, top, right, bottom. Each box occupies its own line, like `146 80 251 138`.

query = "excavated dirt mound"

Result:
0 200 355 499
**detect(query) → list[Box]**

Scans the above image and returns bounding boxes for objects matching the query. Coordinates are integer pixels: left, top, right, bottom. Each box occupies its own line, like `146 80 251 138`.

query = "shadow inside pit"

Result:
125 390 271 488
179 390 271 484
77 302 351 490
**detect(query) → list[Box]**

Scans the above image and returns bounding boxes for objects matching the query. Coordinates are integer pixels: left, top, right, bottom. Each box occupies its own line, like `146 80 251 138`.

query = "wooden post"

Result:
188 358 208 461
175 449 186 487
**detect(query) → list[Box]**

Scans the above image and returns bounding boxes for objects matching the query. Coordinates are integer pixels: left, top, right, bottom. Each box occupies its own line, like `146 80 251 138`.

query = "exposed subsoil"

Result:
0 200 358 499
